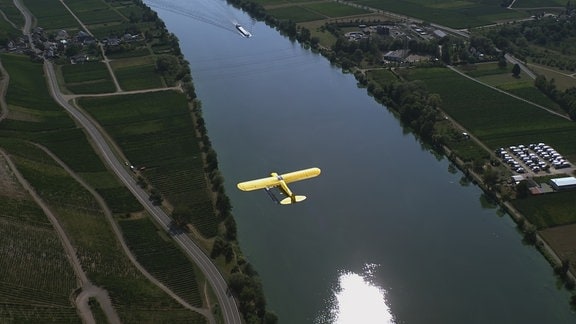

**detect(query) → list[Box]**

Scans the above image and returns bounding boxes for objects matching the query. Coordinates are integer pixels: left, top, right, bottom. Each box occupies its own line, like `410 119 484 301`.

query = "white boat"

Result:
235 24 251 38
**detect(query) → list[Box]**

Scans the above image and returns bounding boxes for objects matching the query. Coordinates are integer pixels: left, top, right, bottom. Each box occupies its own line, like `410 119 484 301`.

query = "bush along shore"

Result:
129 2 279 322
1 0 278 322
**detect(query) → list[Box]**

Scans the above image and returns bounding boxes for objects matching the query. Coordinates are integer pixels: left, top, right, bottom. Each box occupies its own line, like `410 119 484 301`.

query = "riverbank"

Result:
443 143 576 285
227 0 576 307
0 0 277 322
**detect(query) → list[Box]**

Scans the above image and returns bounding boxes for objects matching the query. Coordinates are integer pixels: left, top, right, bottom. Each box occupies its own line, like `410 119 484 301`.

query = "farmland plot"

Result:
119 217 204 307
405 67 576 158
64 0 125 26
0 156 79 323
353 0 526 28
79 92 221 237
22 0 79 31
61 62 116 95
7 145 208 323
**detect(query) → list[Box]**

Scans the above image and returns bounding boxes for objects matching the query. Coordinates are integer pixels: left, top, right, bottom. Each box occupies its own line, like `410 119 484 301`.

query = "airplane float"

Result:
237 167 321 205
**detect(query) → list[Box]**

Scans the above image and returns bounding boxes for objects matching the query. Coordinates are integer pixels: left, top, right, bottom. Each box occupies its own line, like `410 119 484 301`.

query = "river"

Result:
145 1 576 323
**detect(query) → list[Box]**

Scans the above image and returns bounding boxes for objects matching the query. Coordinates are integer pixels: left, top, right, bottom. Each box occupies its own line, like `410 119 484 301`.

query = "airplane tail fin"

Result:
280 195 306 205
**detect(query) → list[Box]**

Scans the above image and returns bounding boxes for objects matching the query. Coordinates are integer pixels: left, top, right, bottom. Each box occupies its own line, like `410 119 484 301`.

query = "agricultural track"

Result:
12 0 241 322
447 65 570 121
45 60 238 324
0 60 7 121
34 144 212 321
0 149 120 324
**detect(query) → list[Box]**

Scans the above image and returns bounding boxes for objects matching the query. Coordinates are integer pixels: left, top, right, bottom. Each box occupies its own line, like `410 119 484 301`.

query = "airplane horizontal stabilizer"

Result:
280 195 306 205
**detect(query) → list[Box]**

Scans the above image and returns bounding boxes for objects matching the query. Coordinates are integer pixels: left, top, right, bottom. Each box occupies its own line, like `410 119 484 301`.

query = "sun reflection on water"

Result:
316 264 395 324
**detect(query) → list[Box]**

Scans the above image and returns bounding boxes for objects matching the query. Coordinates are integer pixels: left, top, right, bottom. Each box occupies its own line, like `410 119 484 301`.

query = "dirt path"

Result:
57 0 124 92
34 144 213 322
447 65 570 120
0 8 18 30
0 148 121 324
0 59 8 122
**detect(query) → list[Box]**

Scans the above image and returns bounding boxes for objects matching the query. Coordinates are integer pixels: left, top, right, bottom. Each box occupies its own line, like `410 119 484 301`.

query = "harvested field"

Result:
541 223 576 274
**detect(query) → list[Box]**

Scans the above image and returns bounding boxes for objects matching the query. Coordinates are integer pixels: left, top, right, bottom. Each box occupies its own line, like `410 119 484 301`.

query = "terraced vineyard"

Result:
0 155 80 323
61 62 116 94
119 217 204 307
7 143 207 323
79 91 222 237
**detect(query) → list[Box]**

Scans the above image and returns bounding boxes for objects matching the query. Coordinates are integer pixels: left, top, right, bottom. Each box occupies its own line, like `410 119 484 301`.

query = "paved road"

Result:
10 0 240 321
505 53 537 79
35 144 213 322
44 61 241 324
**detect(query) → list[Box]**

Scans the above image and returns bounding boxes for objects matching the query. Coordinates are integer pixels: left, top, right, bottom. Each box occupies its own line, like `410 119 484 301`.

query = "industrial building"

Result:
549 177 576 191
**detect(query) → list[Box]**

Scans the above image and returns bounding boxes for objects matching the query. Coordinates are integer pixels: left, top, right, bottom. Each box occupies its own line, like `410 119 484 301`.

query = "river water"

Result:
145 1 576 323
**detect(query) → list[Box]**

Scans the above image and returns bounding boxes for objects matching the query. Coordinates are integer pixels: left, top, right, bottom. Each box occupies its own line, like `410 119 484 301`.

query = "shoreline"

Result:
442 144 576 284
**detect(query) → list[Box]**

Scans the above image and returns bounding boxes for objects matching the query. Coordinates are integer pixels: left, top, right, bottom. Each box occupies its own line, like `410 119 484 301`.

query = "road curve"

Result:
43 61 241 324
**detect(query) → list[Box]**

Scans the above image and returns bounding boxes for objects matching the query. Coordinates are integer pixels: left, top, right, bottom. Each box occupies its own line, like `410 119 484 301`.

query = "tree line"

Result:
117 2 278 322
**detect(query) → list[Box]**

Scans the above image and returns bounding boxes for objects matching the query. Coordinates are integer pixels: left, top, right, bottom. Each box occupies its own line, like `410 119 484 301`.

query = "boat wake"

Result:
144 0 252 37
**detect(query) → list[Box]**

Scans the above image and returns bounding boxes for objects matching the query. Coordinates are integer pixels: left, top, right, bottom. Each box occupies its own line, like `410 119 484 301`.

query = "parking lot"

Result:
497 143 574 177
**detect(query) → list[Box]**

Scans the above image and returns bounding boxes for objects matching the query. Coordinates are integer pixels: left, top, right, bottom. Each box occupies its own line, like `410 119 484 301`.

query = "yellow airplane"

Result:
237 167 321 205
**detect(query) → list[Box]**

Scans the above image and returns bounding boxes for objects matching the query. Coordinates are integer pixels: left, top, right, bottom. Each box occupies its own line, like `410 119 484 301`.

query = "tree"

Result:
156 54 179 75
211 238 225 258
512 63 521 77
516 180 530 198
65 43 81 57
149 188 163 205
498 56 507 68
224 216 237 241
427 93 442 109
172 206 192 227
482 166 499 188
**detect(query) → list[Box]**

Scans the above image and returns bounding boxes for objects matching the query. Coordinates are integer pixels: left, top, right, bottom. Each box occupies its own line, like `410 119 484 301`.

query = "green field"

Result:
22 0 80 30
405 67 576 159
10 146 206 323
352 0 527 28
119 217 204 307
513 191 576 228
79 92 221 237
64 0 125 26
0 0 24 29
303 2 370 17
60 62 118 94
267 1 370 22
528 63 576 91
510 0 566 8
114 63 164 90
0 217 81 323
0 3 19 43
0 52 212 322
0 153 80 323
268 6 327 22
458 63 564 114
2 54 62 111
62 62 111 83
366 68 399 83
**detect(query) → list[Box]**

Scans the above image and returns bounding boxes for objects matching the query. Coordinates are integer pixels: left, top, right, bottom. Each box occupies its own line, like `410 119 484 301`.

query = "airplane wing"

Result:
237 167 321 191
280 167 321 184
237 176 281 191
